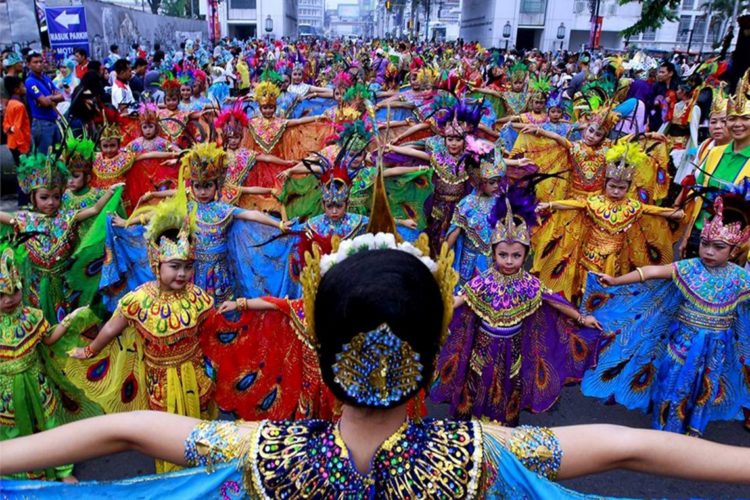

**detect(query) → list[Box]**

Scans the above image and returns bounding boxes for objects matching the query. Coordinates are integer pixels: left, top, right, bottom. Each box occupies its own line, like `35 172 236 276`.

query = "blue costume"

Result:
580 259 750 435
449 193 496 287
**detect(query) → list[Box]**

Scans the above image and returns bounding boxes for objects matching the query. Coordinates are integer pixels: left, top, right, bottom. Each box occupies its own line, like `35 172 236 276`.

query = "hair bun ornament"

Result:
332 323 423 407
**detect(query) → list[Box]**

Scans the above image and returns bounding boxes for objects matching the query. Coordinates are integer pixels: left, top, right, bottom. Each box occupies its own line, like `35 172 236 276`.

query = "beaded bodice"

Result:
127 136 172 153
306 213 367 240
93 151 136 184
248 419 484 499
585 195 643 233
189 201 236 255
451 193 496 254
673 259 749 324
117 282 214 348
62 187 102 211
569 142 607 195
0 306 47 366
248 116 288 154
463 269 543 328
224 148 256 187
15 210 78 268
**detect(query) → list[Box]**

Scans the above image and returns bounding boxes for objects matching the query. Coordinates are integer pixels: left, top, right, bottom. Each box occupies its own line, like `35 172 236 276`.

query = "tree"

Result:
617 0 681 38
146 0 162 15
161 0 186 17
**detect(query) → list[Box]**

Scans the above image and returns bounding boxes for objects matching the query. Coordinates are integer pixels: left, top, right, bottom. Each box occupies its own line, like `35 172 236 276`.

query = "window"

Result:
520 0 546 14
230 0 255 8
641 27 656 41
707 16 722 43
681 0 694 9
693 15 707 41
676 15 691 42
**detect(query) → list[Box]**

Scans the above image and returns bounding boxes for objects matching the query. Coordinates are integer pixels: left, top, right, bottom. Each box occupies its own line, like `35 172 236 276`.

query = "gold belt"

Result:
143 343 200 367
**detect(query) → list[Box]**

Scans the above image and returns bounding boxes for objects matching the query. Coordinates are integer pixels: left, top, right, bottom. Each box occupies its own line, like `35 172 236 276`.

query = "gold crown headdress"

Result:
588 105 620 133
64 133 96 174
0 247 22 295
254 81 281 107
100 110 123 142
489 186 538 247
604 141 647 182
490 199 531 246
701 197 750 246
415 67 437 87
182 142 227 185
727 68 750 116
711 82 729 116
131 165 195 275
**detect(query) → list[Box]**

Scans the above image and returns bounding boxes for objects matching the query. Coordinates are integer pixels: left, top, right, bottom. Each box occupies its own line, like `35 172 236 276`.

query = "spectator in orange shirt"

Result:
2 76 31 164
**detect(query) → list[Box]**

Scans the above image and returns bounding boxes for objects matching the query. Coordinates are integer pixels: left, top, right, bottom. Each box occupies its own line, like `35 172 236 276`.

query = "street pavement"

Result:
74 385 750 498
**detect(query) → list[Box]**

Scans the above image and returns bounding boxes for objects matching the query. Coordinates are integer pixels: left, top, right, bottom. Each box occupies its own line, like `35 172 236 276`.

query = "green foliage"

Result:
618 0 681 38
161 0 186 17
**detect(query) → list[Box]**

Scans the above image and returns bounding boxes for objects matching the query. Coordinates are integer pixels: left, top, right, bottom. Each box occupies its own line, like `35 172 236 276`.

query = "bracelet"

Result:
636 267 645 283
576 314 584 325
83 345 97 359
237 298 248 311
278 220 286 232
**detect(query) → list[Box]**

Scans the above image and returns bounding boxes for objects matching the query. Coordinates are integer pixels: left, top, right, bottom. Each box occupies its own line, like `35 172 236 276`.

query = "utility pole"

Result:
425 0 431 42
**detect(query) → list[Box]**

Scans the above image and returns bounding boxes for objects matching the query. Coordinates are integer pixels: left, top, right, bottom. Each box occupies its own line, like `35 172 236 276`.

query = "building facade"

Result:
460 0 732 55
201 0 297 40
298 0 324 33
373 0 460 41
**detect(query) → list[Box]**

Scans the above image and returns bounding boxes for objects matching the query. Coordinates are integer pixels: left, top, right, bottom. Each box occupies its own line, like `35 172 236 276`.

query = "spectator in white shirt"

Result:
110 59 134 112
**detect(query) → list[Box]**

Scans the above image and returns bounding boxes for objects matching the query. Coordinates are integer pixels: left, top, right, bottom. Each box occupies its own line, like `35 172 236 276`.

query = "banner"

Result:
82 0 208 60
45 6 90 60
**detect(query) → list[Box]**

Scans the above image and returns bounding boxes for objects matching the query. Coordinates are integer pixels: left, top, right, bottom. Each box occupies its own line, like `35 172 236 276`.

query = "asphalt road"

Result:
74 386 750 498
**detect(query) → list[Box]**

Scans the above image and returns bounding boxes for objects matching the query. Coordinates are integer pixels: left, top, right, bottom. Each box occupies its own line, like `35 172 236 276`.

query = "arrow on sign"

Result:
55 10 80 29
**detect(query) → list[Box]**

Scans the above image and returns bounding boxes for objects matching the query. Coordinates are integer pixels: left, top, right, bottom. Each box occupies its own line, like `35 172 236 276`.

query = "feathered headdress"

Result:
342 83 371 105
303 140 367 205
489 185 538 247
182 142 227 185
138 102 160 124
214 103 249 138
259 67 284 85
0 247 22 295
160 71 182 98
436 98 483 137
333 70 353 89
254 81 281 106
65 133 96 174
701 196 750 246
415 67 437 87
546 88 565 110
464 136 505 180
17 152 70 194
528 73 551 98
132 166 196 275
509 61 528 84
588 105 620 133
100 108 123 142
604 141 647 182
710 82 729 116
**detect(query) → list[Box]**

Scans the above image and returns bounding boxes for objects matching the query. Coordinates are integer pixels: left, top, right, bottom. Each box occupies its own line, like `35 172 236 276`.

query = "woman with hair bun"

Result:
1 236 750 497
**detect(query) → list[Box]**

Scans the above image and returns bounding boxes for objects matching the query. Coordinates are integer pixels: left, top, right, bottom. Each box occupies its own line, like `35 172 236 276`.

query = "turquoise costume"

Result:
581 259 750 435
2 419 628 498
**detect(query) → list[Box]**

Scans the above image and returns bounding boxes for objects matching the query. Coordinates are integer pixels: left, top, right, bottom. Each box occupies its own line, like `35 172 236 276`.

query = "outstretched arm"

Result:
391 122 428 143
595 263 673 286
0 412 202 474
386 144 431 162
553 424 750 484
287 115 321 126
383 165 429 177
0 212 16 225
235 209 290 231
217 297 281 314
75 184 125 223
68 313 129 359
257 154 296 167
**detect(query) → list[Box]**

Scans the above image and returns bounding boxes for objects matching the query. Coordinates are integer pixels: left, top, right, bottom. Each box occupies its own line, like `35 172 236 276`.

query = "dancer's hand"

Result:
400 219 418 230
581 315 603 331
280 220 293 232
277 169 291 180
111 214 128 227
517 157 531 166
108 182 126 193
678 238 688 259
535 202 551 213
67 347 91 359
162 158 179 166
594 272 617 286
217 301 237 314
669 209 685 221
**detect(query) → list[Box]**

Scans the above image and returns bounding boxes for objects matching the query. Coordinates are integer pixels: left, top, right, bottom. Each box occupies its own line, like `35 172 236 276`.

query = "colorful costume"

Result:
532 143 679 301
0 248 100 480
581 197 750 435
433 190 599 424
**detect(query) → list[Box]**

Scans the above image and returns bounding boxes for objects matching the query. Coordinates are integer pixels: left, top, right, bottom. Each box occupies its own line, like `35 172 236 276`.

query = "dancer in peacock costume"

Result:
0 153 122 323
581 196 750 436
0 244 101 481
431 184 601 425
532 142 685 302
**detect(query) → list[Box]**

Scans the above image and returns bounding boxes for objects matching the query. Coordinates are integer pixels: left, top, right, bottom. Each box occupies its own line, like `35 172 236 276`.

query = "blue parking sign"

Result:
45 6 89 60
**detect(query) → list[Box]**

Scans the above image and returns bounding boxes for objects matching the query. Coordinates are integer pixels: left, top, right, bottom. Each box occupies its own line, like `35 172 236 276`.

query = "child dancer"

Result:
0 153 122 323
68 192 217 473
581 196 749 436
533 142 684 302
431 187 601 425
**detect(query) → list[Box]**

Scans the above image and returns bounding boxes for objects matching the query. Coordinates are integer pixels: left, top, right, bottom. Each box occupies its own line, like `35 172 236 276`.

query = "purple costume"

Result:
431 268 600 424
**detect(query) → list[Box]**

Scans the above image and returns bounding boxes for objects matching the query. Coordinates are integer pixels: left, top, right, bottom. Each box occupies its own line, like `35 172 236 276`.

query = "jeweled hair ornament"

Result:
182 142 227 184
332 323 423 407
489 185 539 247
17 150 70 195
727 67 750 117
604 141 647 182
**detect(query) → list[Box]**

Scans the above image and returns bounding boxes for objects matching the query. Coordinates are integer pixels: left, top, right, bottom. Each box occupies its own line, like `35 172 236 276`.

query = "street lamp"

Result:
503 21 511 51
265 14 273 42
557 22 565 51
